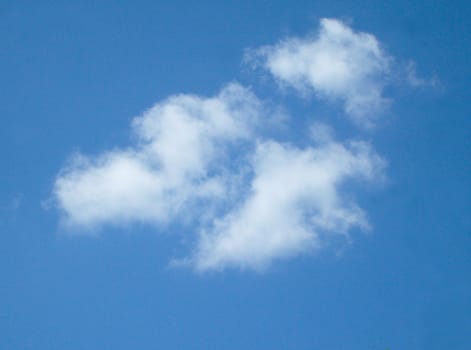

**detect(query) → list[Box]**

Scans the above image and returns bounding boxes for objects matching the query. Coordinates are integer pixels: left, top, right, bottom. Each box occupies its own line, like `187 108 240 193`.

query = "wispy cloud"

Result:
404 61 439 88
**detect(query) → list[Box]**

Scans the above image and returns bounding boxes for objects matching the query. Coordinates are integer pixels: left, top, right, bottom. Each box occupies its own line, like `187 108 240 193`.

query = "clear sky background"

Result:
1 1 470 349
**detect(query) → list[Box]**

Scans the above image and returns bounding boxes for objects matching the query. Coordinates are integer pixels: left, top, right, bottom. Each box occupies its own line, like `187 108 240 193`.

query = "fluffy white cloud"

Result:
53 83 262 229
54 84 385 271
247 18 392 127
54 81 384 271
191 134 385 271
53 18 395 271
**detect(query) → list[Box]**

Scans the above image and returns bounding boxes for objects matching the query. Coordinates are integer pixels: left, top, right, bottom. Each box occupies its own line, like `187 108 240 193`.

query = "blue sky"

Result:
1 1 470 349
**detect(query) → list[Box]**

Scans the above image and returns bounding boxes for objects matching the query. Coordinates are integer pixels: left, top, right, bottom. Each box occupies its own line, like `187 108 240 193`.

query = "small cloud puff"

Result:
246 18 392 128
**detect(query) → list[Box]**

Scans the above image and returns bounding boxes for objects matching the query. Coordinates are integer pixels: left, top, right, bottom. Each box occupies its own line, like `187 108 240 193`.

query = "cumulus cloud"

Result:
246 18 392 127
53 83 384 271
54 83 262 229
52 18 404 271
191 134 385 271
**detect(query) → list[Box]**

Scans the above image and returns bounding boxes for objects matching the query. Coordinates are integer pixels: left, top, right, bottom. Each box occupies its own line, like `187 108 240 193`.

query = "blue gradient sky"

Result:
1 1 470 349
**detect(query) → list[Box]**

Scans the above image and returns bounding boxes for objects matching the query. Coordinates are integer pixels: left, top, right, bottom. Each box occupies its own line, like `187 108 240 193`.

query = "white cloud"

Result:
54 81 385 271
52 18 397 272
53 83 263 229
405 61 439 88
247 18 392 127
191 133 385 271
